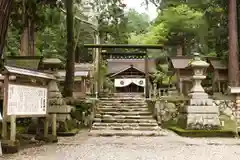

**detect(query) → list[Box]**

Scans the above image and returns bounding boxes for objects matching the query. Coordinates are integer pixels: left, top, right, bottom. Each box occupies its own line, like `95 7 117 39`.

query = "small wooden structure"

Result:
206 57 228 93
169 56 193 95
39 58 63 71
58 63 94 98
4 56 43 70
40 58 94 98
1 65 57 150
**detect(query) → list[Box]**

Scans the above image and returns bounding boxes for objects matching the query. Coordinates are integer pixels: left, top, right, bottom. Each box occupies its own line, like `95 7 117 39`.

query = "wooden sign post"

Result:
1 66 56 153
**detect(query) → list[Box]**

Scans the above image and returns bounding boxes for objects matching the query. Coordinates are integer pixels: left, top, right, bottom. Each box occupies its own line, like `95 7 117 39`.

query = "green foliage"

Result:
5 0 128 60
126 9 150 34
138 0 231 60
168 126 237 137
93 0 129 44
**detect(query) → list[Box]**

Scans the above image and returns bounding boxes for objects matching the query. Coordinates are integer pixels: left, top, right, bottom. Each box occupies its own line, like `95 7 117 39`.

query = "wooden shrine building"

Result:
206 57 228 93
169 56 193 95
84 44 164 98
57 63 94 98
40 58 94 98
107 58 156 94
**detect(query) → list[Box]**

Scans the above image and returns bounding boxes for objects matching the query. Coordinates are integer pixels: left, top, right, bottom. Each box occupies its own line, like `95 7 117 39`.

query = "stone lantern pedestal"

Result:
178 53 220 130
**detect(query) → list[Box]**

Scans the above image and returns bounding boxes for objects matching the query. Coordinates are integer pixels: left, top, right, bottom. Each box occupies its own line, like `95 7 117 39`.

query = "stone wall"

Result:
149 98 235 127
213 100 234 119
65 98 99 128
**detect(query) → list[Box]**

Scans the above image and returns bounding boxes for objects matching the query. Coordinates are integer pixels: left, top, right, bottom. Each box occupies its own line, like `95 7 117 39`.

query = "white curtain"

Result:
132 79 145 87
114 78 145 87
114 79 132 87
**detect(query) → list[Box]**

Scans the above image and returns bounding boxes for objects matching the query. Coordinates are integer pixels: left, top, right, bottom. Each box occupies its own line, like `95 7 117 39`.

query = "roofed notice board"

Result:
7 84 47 116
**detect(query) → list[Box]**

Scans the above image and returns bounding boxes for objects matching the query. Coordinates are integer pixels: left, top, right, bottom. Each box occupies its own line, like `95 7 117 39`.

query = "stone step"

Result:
89 130 167 137
99 105 147 108
94 118 157 123
91 126 160 131
93 122 158 127
100 98 144 101
97 108 149 112
100 103 146 107
96 111 152 116
101 100 145 103
96 115 153 119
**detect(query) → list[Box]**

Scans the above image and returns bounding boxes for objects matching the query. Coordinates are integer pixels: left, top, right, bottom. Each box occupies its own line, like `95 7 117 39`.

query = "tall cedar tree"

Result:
63 0 75 97
228 0 239 86
0 0 13 57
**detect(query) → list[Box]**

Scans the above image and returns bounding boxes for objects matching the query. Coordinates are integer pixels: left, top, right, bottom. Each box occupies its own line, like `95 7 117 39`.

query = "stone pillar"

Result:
48 78 74 136
153 83 157 99
228 87 240 135
235 95 240 128
178 53 220 130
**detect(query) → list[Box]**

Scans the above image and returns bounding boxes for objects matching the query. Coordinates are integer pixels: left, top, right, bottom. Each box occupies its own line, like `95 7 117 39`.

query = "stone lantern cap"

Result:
190 53 209 68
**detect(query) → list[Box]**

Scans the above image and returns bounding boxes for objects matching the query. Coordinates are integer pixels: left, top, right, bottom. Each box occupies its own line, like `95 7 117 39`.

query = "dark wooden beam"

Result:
101 52 146 55
145 55 149 98
84 44 164 49
5 56 43 60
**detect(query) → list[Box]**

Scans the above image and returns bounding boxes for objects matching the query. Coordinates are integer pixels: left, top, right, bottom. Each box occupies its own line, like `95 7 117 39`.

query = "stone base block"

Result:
35 135 58 143
56 114 71 121
187 105 219 113
189 98 213 106
1 140 20 154
48 105 74 113
178 105 220 130
188 92 209 99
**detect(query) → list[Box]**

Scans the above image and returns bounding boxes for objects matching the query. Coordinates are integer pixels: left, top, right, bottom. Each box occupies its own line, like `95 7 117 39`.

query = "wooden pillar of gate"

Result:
95 48 100 98
145 54 149 98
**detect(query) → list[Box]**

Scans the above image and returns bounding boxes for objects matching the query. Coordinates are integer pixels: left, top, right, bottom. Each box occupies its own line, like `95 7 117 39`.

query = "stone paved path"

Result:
2 130 240 160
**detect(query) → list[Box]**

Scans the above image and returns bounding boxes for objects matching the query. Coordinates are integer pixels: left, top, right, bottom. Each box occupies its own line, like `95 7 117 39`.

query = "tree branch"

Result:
58 4 98 31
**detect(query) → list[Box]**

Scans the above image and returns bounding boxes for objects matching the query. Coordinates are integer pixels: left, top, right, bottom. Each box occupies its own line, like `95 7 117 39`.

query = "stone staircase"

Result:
89 97 165 136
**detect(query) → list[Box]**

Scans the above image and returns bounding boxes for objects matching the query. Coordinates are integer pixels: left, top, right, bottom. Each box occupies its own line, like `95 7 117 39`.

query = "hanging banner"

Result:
114 78 145 87
132 79 145 87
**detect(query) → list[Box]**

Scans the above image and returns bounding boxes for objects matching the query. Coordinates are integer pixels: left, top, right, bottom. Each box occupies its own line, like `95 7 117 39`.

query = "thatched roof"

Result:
169 56 192 69
75 63 94 71
110 66 145 77
57 71 89 81
209 60 227 70
42 58 62 64
57 63 94 81
107 59 156 74
5 56 42 70
206 57 227 70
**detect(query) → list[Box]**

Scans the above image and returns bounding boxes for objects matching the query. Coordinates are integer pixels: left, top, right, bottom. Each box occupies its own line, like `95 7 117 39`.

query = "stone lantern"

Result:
189 53 209 97
178 53 220 130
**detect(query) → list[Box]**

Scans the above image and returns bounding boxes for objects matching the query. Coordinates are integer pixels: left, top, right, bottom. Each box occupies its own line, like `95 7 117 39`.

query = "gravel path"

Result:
2 130 240 160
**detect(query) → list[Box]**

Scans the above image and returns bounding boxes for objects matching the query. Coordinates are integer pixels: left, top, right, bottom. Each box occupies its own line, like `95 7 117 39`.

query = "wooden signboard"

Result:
1 66 57 145
5 66 55 80
7 84 47 116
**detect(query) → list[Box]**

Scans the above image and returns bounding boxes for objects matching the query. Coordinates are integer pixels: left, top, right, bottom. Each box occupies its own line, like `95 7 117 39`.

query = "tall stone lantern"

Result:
189 53 209 98
178 53 220 130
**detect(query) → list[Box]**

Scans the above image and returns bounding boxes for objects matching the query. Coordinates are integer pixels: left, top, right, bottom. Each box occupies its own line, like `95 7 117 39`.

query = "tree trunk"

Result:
228 0 239 86
63 0 75 97
0 0 13 57
20 1 36 56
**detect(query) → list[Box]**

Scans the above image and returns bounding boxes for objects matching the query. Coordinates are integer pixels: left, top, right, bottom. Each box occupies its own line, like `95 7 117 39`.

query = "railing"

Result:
149 88 179 99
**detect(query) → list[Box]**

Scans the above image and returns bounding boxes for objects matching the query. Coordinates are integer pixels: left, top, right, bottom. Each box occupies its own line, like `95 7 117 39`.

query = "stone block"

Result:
187 105 219 114
189 99 213 106
56 114 71 121
181 112 220 130
48 105 73 113
49 92 62 98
